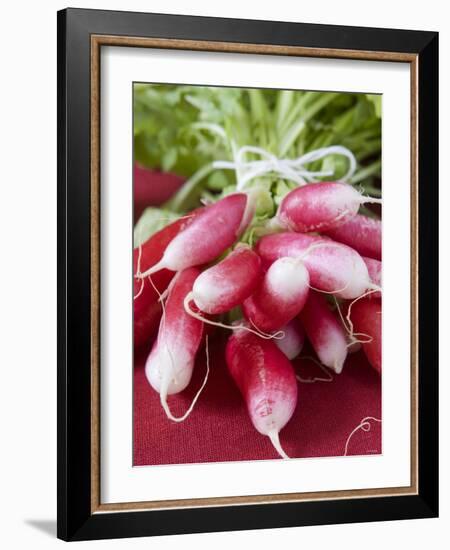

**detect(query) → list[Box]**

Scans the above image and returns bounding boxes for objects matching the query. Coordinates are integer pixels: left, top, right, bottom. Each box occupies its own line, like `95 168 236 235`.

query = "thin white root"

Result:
134 213 187 283
296 356 334 384
157 286 170 303
268 430 290 459
344 416 382 456
367 283 382 293
134 278 145 301
345 288 381 341
133 242 145 300
149 274 210 423
137 259 166 279
160 335 211 423
308 281 350 296
183 293 285 340
159 271 182 304
146 271 168 319
333 297 373 346
247 318 285 340
349 332 373 345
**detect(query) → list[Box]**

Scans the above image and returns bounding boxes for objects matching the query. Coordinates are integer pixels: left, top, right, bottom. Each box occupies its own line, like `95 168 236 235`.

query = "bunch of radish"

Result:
135 181 382 459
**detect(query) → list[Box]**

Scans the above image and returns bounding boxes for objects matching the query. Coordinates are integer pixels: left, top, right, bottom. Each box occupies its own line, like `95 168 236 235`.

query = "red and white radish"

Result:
276 181 380 233
362 257 382 299
299 291 348 373
256 232 375 299
348 297 382 374
186 245 261 315
145 267 205 421
133 164 184 221
275 319 305 360
226 328 298 458
134 210 202 347
242 257 310 332
324 214 382 260
138 193 249 277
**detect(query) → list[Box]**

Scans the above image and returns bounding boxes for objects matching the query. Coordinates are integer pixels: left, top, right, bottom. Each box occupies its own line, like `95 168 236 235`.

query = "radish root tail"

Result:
183 293 285 340
308 281 350 296
160 335 211 423
333 285 381 347
344 416 382 456
268 430 290 460
344 287 381 343
133 242 145 300
136 258 166 279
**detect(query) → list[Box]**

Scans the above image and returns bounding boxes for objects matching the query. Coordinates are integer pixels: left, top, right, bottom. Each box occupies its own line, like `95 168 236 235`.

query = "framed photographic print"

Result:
57 8 439 541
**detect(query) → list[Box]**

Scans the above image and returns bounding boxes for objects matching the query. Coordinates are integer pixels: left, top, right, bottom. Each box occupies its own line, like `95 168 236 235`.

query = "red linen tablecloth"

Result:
134 336 381 465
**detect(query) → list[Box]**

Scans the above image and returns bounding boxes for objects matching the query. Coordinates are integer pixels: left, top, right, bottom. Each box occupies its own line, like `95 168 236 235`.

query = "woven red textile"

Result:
133 336 381 465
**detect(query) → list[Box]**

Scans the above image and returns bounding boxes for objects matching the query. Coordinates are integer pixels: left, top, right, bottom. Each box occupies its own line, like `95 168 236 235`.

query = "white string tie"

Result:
212 145 357 191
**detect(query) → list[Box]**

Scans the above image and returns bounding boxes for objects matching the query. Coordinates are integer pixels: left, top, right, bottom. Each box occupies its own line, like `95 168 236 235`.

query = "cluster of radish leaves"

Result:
134 85 381 247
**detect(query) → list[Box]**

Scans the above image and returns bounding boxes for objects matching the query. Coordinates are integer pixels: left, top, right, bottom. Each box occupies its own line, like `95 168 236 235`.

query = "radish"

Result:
135 303 166 350
276 182 380 233
275 318 305 360
348 297 382 374
133 164 184 221
256 232 375 299
226 328 298 458
186 245 261 314
362 257 382 299
145 267 205 421
138 193 249 278
242 257 310 332
134 210 202 347
324 214 382 260
299 291 348 373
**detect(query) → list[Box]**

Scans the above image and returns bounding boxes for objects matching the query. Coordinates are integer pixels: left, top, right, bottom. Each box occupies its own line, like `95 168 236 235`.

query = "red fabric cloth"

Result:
133 337 381 465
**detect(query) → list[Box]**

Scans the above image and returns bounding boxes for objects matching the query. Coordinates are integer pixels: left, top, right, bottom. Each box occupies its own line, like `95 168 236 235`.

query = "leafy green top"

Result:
134 85 381 246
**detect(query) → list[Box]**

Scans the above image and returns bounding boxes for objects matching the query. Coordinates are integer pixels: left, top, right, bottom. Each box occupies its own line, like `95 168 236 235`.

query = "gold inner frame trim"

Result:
90 34 419 514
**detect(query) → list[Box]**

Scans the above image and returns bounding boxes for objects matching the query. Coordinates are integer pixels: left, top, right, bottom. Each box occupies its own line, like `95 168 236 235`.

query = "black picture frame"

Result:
57 7 438 541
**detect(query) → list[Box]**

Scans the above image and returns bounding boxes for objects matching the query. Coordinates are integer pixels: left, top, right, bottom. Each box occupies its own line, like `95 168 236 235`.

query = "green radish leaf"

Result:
161 148 178 172
273 179 294 205
255 189 275 217
134 207 179 248
207 170 229 191
367 95 382 118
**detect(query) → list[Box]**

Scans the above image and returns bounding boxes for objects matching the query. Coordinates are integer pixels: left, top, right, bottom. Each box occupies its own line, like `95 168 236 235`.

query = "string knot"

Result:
212 144 357 191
